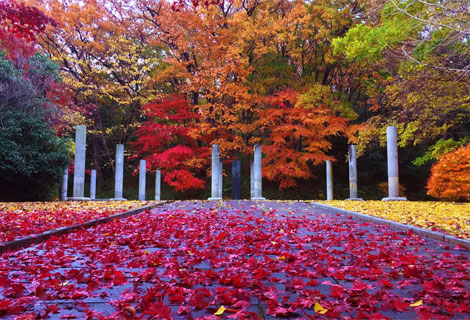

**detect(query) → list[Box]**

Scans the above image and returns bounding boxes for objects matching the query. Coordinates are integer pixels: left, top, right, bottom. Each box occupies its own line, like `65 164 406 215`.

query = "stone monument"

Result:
139 160 146 201
155 169 161 201
232 160 241 200
113 144 126 200
60 168 68 201
208 145 222 200
346 144 363 201
70 125 90 200
326 160 333 201
90 169 96 200
382 126 407 201
251 144 265 200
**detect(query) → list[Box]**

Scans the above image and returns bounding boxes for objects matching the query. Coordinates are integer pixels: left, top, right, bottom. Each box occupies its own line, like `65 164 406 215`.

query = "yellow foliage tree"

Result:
27 0 161 176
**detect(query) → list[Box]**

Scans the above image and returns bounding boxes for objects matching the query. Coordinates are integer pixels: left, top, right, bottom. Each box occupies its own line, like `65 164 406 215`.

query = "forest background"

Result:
0 0 469 201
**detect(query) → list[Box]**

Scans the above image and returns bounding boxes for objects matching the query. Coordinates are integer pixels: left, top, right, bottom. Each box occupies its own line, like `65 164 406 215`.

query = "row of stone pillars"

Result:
61 125 162 201
325 125 407 201
208 144 265 200
65 125 405 201
324 144 361 201
208 126 406 201
136 159 162 200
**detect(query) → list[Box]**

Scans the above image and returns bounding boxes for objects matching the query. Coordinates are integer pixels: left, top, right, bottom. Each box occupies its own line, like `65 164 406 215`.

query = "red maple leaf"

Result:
144 301 172 319
330 284 345 298
392 298 409 312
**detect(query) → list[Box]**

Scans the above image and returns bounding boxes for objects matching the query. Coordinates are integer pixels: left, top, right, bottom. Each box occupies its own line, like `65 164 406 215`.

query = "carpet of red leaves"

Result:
0 201 156 242
0 200 469 319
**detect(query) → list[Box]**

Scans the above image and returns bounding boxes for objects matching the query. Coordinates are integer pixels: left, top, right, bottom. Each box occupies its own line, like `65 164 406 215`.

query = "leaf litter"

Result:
0 200 469 319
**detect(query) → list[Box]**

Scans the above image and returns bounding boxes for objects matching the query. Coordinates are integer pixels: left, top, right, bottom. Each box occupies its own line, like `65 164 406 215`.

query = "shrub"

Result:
0 113 71 200
426 144 470 201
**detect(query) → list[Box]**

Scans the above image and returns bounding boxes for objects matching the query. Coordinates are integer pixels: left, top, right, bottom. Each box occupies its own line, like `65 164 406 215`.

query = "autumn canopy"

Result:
1 0 469 200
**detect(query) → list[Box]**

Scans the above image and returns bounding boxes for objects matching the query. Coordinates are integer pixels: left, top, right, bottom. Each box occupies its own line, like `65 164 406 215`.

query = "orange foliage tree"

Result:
259 89 352 189
135 0 365 190
426 144 470 201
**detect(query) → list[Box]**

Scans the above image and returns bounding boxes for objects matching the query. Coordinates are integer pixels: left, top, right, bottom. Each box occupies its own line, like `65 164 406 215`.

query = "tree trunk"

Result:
93 111 114 173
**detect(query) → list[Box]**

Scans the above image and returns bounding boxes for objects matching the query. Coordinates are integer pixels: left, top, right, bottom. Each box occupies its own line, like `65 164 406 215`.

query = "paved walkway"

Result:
1 200 469 319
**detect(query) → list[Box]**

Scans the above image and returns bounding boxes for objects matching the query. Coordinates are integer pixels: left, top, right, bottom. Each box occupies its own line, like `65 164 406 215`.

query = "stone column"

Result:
139 160 146 201
114 144 125 200
232 160 241 200
250 160 254 199
347 144 363 201
71 125 89 200
60 167 68 201
219 161 223 199
208 145 222 200
252 144 265 200
90 169 96 200
326 160 333 201
382 126 407 201
155 169 161 201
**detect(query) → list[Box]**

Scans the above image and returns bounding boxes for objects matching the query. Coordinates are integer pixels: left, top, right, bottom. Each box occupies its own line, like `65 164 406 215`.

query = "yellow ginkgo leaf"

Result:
410 300 423 307
59 281 69 287
214 305 226 316
314 301 328 314
317 201 470 239
277 255 286 260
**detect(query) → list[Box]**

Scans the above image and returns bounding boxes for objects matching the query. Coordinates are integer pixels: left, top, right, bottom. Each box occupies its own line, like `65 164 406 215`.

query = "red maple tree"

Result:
0 0 55 58
133 95 211 191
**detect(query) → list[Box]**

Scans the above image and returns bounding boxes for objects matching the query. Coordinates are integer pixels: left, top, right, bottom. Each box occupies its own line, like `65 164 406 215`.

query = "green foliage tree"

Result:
0 112 71 201
413 137 469 166
333 0 470 154
332 0 470 199
0 49 71 200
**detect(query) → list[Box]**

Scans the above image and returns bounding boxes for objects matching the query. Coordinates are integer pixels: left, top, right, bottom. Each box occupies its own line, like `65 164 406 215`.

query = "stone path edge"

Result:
0 201 171 254
311 202 470 250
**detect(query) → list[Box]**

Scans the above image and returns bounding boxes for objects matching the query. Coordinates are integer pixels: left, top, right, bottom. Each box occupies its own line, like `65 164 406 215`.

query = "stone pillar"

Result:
326 160 333 201
232 160 241 200
219 161 223 198
208 145 222 200
114 144 125 200
252 144 265 200
60 167 68 201
382 126 407 201
139 160 146 201
155 169 161 201
347 144 363 201
90 169 96 200
71 125 89 200
250 160 254 199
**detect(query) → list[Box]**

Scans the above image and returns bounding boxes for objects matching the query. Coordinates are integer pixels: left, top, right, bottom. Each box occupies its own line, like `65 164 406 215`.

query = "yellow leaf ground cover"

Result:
316 201 470 239
0 201 158 242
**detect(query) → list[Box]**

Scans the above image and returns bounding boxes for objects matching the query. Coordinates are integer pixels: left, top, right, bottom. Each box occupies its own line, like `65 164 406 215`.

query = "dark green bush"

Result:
0 112 71 200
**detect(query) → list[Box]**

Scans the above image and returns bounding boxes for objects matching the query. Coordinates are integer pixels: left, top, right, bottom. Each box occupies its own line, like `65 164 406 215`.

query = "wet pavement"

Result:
1 200 469 319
